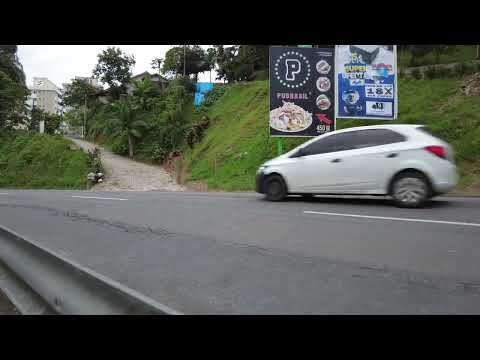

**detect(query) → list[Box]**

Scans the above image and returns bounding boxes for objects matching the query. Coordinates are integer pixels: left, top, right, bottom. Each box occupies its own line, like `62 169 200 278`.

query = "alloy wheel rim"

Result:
393 177 427 204
268 181 281 197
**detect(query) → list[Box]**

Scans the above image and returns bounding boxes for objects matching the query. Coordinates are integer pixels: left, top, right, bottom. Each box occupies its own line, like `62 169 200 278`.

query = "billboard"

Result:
269 46 335 137
335 45 397 120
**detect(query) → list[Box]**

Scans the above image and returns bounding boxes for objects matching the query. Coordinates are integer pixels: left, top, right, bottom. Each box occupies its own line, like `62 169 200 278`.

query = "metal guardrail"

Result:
0 225 182 315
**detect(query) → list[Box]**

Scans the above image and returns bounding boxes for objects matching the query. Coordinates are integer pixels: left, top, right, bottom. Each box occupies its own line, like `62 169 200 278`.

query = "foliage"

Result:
398 45 478 69
161 45 211 80
104 99 149 158
411 68 422 80
0 130 90 189
62 78 99 108
86 147 103 174
214 45 269 83
0 45 28 129
131 75 161 110
182 79 480 192
92 47 135 99
23 107 62 135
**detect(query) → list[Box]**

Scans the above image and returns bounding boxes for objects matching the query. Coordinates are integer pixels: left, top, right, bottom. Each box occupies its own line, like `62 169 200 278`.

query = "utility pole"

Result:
83 93 87 139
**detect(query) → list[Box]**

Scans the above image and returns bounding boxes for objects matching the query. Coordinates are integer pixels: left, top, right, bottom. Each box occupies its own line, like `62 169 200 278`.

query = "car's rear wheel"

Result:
391 171 431 208
264 175 287 201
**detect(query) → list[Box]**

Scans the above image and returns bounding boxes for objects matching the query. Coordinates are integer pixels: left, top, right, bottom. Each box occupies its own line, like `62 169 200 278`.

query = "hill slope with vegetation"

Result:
182 77 480 193
0 131 92 189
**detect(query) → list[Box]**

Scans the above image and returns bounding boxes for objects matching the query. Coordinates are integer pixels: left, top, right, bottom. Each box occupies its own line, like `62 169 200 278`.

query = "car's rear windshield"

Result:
417 126 442 140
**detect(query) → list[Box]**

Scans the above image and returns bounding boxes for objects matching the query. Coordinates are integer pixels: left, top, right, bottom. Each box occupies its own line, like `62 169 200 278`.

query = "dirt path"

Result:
68 137 185 192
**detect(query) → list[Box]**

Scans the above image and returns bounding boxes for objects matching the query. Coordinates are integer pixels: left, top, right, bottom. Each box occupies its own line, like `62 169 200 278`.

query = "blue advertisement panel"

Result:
335 45 397 120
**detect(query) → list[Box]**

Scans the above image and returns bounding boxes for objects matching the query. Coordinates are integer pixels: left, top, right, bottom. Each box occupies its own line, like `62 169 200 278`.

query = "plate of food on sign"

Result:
316 95 331 110
270 101 313 132
316 60 331 74
316 77 331 92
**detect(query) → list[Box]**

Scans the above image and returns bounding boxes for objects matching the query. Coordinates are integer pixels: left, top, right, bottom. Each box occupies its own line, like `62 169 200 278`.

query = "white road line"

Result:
71 196 128 201
0 193 9 195
303 210 480 228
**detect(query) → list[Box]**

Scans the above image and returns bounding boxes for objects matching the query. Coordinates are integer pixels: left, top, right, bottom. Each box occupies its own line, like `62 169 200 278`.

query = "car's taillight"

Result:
425 145 446 159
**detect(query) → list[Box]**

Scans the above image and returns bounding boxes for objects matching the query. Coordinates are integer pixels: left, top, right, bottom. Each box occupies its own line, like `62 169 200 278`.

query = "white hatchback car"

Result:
256 124 458 207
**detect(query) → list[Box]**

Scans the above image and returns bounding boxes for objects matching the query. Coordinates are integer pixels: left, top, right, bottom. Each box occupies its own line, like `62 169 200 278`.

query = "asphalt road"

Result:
1 190 480 314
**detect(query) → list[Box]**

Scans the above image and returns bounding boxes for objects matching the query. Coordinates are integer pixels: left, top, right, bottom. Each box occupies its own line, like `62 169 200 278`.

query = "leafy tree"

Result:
0 45 28 129
161 45 210 81
105 100 148 158
62 78 99 108
214 45 269 83
151 58 163 74
131 75 161 111
92 47 135 99
205 47 217 82
44 113 62 135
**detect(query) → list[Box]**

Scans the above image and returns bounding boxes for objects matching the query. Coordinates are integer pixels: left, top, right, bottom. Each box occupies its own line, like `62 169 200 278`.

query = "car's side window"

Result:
302 132 358 156
353 129 406 149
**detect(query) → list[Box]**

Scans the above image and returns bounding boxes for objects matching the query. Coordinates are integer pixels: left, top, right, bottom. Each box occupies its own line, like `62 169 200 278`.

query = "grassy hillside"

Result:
0 130 91 189
183 77 480 192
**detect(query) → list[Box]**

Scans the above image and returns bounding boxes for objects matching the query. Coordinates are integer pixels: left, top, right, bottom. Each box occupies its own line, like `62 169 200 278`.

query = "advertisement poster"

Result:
335 45 397 120
269 46 335 137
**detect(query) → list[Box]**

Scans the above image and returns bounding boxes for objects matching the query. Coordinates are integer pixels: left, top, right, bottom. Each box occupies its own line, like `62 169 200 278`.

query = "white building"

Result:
27 77 63 116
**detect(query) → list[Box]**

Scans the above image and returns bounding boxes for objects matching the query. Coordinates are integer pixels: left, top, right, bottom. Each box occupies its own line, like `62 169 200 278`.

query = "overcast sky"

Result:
18 45 220 89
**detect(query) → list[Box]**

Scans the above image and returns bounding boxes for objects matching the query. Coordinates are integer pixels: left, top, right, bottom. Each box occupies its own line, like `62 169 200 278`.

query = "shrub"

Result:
411 68 422 80
425 66 437 79
435 66 451 78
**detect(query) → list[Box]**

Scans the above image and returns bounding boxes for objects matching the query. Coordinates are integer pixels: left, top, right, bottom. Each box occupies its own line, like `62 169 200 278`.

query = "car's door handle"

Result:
387 153 398 158
331 158 342 163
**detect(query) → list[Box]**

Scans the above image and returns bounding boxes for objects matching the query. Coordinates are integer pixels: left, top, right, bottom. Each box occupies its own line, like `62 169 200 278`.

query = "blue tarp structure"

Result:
194 82 214 106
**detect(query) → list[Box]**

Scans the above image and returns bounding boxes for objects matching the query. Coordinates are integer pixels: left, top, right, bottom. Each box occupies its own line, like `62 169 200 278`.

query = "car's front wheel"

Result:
391 171 431 208
264 175 287 201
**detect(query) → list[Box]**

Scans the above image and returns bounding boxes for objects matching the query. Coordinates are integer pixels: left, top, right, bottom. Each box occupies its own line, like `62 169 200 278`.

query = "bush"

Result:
86 147 103 173
411 68 422 80
425 66 437 79
202 85 227 108
435 66 451 78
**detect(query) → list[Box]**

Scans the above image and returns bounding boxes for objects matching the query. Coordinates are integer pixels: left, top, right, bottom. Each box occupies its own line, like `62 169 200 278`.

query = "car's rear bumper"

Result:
256 171 266 194
431 162 459 194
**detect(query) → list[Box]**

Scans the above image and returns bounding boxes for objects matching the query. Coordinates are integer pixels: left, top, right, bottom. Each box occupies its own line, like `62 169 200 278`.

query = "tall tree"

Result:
131 75 161 111
151 58 163 74
205 47 217 82
105 100 148 158
161 45 210 81
0 45 28 129
92 47 135 99
62 78 99 108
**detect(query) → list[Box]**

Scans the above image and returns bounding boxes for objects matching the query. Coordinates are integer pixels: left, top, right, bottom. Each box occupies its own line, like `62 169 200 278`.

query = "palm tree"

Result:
105 100 148 158
132 76 160 111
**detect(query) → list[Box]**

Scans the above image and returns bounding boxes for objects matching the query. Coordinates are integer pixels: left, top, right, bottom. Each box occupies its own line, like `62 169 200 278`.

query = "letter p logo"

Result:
285 59 301 81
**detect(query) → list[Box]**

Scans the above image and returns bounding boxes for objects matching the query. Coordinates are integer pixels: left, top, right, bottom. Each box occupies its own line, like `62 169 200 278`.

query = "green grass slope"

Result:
0 130 91 189
183 78 480 192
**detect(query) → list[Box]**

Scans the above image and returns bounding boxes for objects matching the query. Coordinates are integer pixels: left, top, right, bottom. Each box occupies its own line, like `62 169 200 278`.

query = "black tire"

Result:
264 175 287 201
390 171 431 208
